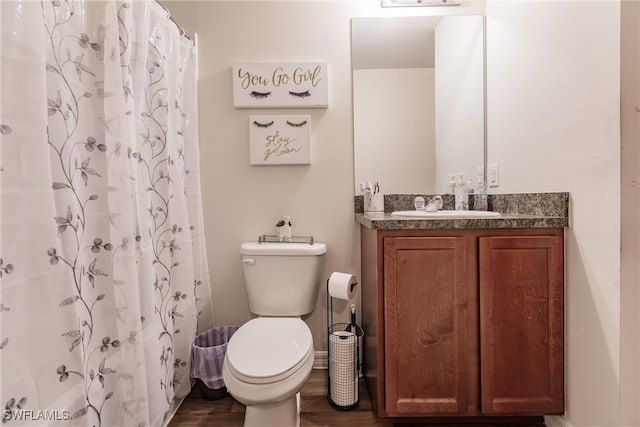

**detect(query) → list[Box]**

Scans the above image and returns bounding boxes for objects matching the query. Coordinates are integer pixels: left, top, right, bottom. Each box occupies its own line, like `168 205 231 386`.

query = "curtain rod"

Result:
154 0 193 44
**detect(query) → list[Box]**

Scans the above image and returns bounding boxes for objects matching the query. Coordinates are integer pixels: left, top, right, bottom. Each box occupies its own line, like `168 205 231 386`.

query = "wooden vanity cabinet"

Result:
361 227 564 422
479 235 564 415
383 235 473 415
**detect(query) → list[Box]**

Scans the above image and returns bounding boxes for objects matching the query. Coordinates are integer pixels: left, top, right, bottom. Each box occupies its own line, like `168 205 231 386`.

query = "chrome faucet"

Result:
426 195 443 211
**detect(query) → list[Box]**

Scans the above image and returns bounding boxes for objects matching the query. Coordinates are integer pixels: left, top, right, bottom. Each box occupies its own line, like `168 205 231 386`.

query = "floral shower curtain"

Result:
0 1 214 426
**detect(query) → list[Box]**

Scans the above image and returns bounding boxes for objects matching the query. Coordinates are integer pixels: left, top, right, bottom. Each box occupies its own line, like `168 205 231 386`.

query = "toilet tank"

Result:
240 242 327 316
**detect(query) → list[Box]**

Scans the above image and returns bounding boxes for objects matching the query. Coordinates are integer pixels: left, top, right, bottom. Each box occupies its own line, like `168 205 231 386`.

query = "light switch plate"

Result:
488 164 499 188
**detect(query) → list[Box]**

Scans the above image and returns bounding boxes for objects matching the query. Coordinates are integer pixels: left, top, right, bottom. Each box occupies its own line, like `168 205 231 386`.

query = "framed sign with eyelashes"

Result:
233 62 328 108
249 115 312 165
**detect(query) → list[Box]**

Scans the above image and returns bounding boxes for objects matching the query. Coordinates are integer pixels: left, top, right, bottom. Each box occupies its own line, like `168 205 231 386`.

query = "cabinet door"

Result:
384 236 469 415
479 236 564 415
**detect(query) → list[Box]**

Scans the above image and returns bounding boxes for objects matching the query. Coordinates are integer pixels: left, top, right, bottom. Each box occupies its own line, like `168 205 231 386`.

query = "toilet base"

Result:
243 392 301 427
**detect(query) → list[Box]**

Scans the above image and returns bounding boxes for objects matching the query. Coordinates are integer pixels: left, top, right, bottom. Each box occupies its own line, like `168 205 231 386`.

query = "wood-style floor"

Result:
167 369 393 427
168 369 392 427
168 370 548 427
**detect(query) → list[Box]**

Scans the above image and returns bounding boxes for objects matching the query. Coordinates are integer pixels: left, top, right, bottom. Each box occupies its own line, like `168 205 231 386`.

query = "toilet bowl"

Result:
222 317 315 427
222 241 326 427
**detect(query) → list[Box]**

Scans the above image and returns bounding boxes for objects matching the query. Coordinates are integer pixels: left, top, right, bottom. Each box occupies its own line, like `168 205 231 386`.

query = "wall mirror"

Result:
352 15 485 195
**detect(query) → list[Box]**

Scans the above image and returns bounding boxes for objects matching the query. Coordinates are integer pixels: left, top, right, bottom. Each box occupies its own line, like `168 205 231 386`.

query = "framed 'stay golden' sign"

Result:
249 115 311 165
233 63 328 108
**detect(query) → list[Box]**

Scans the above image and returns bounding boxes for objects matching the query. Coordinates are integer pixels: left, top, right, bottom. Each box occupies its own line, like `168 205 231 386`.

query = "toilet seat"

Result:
226 317 313 384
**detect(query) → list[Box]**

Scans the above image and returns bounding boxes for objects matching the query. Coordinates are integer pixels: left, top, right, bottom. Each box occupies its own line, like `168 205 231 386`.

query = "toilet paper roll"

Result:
329 330 357 407
328 272 357 301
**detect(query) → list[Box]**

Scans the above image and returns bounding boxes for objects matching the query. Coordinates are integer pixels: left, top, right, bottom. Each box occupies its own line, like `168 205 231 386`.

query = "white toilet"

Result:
222 241 327 427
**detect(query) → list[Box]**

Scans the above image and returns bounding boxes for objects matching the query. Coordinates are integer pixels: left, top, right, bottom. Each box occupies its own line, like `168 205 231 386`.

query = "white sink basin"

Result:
391 210 502 219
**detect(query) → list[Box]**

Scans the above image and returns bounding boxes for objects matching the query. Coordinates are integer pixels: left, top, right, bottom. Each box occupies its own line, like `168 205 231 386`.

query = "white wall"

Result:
486 1 623 426
185 1 361 350
165 1 639 425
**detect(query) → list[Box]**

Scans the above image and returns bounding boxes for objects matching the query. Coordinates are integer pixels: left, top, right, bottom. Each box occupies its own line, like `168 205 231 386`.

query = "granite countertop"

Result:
355 192 570 230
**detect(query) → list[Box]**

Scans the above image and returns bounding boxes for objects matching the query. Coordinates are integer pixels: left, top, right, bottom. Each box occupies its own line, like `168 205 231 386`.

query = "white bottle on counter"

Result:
474 177 488 211
447 175 457 195
454 174 468 211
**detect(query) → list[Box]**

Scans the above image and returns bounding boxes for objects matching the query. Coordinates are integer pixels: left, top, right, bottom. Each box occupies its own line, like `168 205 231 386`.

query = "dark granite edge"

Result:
355 212 568 231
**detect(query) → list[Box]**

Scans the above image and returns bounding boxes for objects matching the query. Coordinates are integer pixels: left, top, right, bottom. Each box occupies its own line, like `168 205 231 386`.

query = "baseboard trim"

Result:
314 350 328 369
545 416 575 427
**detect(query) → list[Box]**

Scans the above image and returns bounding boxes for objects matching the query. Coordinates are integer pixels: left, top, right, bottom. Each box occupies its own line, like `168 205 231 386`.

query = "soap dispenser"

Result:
454 174 468 211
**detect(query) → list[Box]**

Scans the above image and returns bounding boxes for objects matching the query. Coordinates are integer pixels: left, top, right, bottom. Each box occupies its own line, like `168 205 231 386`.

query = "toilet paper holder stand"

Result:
326 277 363 410
326 278 359 332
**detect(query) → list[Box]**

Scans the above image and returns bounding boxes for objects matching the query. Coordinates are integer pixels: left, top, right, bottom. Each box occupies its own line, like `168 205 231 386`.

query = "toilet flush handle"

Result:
241 258 255 265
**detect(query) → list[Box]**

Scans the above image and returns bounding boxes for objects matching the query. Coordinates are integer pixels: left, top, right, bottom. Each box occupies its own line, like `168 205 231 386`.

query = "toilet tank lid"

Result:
240 242 327 256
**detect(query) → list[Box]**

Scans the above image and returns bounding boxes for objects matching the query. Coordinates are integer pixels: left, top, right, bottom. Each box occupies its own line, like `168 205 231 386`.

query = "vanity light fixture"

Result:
382 0 460 7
